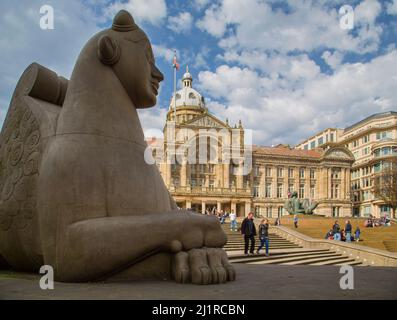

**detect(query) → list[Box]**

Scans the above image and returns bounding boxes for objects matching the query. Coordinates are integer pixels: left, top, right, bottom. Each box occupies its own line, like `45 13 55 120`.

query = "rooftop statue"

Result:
284 191 318 215
0 10 235 285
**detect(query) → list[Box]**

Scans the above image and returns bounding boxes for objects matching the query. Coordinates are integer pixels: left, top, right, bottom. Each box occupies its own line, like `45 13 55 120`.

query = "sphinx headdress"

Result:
112 10 138 32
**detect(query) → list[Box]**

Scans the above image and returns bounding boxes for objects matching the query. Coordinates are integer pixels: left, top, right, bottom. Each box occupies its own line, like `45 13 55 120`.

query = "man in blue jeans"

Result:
333 220 341 241
345 220 352 242
256 218 269 256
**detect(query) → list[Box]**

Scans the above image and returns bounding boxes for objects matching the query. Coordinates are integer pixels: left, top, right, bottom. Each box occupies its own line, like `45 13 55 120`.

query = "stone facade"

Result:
148 70 354 218
296 111 397 218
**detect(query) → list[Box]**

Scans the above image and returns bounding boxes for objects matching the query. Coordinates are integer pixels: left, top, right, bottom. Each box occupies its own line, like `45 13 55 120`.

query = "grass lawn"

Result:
272 215 397 252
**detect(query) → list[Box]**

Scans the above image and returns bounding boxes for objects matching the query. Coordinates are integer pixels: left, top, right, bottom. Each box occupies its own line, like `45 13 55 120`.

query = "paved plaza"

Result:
1 264 396 300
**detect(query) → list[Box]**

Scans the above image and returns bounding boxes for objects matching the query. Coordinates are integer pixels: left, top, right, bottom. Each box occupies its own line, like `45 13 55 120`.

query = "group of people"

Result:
325 220 361 243
241 212 270 256
364 214 391 228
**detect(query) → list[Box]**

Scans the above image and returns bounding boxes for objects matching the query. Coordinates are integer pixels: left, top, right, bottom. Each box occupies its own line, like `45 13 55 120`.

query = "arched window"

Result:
189 93 196 100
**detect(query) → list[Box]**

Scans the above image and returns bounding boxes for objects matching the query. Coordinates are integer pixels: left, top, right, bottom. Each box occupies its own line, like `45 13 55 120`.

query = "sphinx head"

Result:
97 10 164 108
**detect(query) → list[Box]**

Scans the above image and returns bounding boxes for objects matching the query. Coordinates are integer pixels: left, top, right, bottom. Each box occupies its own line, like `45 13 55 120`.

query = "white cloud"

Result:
0 0 101 126
105 0 167 25
152 44 178 63
168 12 193 34
197 0 382 54
197 50 397 146
387 0 397 14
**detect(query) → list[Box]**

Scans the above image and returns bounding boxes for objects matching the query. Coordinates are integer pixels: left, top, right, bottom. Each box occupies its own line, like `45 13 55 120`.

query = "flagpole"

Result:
173 50 177 123
174 63 177 123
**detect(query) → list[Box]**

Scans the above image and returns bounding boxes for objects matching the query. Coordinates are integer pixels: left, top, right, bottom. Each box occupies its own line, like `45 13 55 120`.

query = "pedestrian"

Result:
355 226 361 242
229 210 237 232
345 220 352 243
293 214 298 228
241 212 257 255
332 220 341 241
257 219 269 256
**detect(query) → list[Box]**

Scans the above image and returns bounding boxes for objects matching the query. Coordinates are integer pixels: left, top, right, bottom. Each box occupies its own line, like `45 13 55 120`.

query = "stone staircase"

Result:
222 224 365 266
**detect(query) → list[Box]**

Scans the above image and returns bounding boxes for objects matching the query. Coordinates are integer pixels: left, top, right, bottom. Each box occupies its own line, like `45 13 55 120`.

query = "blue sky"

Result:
0 0 396 146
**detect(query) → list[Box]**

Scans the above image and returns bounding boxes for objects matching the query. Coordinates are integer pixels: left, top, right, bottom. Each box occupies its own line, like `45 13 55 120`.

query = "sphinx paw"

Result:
172 248 236 285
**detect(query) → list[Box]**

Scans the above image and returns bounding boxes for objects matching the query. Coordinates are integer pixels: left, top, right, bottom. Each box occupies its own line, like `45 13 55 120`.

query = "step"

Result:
224 246 302 251
310 257 363 266
228 249 331 260
229 250 333 263
247 252 341 265
282 255 354 266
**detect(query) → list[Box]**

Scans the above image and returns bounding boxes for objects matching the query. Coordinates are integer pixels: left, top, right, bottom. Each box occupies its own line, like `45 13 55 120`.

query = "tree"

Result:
373 160 397 219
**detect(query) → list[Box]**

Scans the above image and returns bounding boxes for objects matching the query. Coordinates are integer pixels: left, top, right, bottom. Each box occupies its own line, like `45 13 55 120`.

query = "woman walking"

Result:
257 219 270 256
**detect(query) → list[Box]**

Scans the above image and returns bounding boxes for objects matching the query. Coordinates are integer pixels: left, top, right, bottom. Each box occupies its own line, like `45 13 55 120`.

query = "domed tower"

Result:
167 66 208 124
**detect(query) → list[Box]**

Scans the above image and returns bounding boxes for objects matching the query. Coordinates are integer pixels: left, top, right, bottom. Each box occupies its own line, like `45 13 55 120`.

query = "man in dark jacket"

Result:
241 212 257 255
345 220 352 243
333 220 341 241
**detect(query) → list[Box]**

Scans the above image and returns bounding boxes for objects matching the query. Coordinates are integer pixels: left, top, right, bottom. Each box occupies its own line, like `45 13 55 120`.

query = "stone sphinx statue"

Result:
284 191 318 215
0 10 235 285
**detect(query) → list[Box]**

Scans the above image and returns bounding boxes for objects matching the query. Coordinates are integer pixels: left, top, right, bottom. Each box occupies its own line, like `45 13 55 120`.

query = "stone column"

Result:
217 201 222 213
186 200 192 210
231 201 237 214
272 165 277 199
165 160 171 187
223 163 230 189
341 168 346 200
305 168 311 199
201 201 206 214
294 166 300 194
181 158 187 187
237 163 244 189
245 201 251 216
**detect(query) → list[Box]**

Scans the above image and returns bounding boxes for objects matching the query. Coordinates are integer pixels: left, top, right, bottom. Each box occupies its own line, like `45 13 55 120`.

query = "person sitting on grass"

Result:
341 229 346 242
325 229 334 240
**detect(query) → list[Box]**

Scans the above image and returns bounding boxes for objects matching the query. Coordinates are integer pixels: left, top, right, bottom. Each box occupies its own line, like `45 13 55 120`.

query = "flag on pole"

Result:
173 50 180 70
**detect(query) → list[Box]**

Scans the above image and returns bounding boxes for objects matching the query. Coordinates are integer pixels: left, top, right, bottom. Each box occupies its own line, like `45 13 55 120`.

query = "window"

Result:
299 168 305 179
352 140 358 148
277 167 283 178
331 168 341 179
331 184 339 199
304 144 308 150
363 135 370 143
209 179 215 190
318 137 324 146
310 169 315 179
363 206 371 217
310 141 316 149
172 177 180 187
253 186 259 198
330 133 334 142
189 93 196 99
253 165 260 177
288 168 294 178
310 185 315 199
362 147 370 156
299 184 305 198
278 206 284 218
288 184 294 193
376 131 392 140
265 167 272 177
266 207 272 218
277 183 283 198
332 207 340 218
265 183 272 198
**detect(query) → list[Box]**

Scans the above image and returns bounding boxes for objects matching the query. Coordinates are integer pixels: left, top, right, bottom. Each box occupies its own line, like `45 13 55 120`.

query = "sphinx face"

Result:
112 30 164 109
